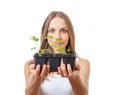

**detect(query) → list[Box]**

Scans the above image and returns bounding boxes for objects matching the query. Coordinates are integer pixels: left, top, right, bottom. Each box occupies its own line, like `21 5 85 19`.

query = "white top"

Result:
40 74 74 95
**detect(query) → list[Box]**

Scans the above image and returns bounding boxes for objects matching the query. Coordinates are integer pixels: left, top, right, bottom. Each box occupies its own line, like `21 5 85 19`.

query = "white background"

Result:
0 0 120 95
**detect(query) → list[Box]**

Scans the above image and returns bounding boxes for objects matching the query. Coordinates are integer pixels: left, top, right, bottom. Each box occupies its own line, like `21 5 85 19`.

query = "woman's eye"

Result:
48 30 54 33
61 29 68 33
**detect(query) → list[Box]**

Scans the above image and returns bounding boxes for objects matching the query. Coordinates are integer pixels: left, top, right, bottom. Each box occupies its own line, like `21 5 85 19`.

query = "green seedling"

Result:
51 44 61 48
66 46 71 53
30 36 39 51
50 38 71 54
38 49 50 56
31 47 37 50
38 49 46 56
45 36 53 40
57 46 71 54
58 49 66 54
55 38 61 42
51 38 62 49
30 36 39 42
30 35 51 56
30 35 71 56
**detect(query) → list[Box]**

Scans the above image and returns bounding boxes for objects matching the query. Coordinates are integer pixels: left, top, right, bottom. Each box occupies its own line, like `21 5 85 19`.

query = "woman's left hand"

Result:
58 58 90 95
58 63 80 78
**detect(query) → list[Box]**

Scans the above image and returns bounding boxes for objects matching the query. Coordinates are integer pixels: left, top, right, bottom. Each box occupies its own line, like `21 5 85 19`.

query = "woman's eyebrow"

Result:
61 27 68 29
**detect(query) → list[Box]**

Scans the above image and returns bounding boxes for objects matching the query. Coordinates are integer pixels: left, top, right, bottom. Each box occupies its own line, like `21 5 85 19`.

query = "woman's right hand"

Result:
25 61 50 95
29 64 50 80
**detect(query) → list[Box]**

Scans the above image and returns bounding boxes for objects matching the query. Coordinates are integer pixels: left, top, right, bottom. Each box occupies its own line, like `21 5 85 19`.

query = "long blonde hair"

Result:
40 11 76 54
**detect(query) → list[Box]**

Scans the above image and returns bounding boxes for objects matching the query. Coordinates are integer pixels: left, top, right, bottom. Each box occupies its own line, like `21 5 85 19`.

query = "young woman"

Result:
24 11 90 95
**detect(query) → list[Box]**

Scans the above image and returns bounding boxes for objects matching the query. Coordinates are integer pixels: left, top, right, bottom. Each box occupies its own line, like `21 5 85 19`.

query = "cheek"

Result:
47 33 53 44
47 39 52 45
63 34 69 45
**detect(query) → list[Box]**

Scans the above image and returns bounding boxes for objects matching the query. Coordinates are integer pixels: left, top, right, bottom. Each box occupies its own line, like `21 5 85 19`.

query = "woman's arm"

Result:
24 59 41 95
24 59 50 95
58 58 90 95
68 58 90 95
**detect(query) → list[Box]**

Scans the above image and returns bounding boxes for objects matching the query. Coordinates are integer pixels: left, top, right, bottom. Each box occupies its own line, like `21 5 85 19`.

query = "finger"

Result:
47 64 50 74
36 65 40 75
58 67 64 77
40 65 47 77
75 63 80 70
29 64 36 75
50 72 54 75
67 64 73 76
61 64 67 77
53 72 59 74
29 64 35 70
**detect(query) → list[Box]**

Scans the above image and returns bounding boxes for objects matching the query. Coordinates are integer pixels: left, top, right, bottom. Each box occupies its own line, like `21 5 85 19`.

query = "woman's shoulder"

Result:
79 57 90 64
78 57 90 68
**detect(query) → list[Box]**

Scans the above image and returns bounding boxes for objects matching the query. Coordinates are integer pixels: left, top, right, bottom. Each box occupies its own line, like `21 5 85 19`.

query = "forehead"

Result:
49 17 67 28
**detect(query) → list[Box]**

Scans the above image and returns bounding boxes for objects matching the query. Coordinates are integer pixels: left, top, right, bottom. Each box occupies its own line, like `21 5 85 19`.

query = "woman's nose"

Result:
54 31 61 39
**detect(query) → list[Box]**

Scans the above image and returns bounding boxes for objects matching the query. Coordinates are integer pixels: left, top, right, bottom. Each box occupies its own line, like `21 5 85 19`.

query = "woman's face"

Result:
47 17 69 53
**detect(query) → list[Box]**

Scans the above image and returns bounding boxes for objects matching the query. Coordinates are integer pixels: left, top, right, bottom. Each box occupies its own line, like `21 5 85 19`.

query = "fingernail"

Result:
67 64 70 67
62 64 65 67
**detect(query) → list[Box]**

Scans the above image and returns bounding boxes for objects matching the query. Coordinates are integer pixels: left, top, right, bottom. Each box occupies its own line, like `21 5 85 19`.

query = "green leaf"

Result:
58 49 66 54
45 36 53 39
30 36 39 42
31 47 36 50
51 44 60 48
66 47 71 53
55 39 61 42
